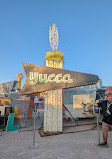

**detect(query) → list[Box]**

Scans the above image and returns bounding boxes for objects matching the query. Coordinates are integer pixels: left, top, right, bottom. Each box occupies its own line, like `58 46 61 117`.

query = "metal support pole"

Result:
33 113 37 147
97 115 100 145
29 106 38 148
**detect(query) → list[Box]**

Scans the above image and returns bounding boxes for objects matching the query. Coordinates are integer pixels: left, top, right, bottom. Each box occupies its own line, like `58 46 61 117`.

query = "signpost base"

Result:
28 143 38 148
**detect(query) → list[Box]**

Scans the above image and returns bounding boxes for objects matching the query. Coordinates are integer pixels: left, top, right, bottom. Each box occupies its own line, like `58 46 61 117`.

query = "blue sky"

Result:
0 0 112 87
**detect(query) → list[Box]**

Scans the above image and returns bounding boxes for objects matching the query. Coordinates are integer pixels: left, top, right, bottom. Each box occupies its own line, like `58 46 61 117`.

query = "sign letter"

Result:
30 72 38 85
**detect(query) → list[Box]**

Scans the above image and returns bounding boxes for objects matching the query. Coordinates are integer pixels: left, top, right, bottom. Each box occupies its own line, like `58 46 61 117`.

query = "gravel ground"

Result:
0 127 112 159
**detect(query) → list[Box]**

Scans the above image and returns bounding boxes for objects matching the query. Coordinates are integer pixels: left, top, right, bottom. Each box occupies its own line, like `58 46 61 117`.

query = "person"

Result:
98 87 112 147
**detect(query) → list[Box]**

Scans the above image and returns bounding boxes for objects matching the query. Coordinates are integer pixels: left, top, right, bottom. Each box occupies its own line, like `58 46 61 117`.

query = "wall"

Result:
0 97 30 128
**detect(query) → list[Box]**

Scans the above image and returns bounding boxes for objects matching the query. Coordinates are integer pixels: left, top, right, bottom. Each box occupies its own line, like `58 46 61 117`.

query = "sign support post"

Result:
97 115 100 145
29 96 39 148
93 105 101 145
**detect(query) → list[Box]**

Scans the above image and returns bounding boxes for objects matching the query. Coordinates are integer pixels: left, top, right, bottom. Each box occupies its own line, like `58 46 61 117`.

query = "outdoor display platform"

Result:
17 117 99 136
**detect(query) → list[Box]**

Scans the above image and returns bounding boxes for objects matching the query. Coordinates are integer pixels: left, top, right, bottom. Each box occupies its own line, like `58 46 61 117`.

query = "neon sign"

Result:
30 72 73 85
20 62 99 94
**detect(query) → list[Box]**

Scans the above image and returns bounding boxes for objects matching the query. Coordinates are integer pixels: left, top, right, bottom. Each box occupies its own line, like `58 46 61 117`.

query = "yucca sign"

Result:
30 72 73 85
20 62 99 94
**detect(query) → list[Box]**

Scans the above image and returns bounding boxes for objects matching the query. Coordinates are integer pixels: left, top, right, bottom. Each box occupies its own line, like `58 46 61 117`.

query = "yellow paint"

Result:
0 98 11 105
14 106 22 119
16 72 24 89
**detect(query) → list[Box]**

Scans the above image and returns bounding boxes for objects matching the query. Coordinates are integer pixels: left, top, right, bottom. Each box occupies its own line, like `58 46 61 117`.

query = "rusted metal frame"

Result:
38 125 98 137
63 122 97 128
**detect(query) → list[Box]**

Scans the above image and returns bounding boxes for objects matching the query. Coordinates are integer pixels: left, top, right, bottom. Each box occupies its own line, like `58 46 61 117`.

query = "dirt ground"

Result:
0 118 112 159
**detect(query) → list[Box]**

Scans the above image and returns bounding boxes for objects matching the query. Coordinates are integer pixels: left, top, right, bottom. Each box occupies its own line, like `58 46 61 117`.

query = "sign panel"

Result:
20 62 99 94
73 94 95 118
34 95 39 104
6 113 19 132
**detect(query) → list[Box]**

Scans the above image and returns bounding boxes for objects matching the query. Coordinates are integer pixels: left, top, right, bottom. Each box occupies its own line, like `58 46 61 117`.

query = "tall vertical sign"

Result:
44 24 63 132
20 24 99 133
